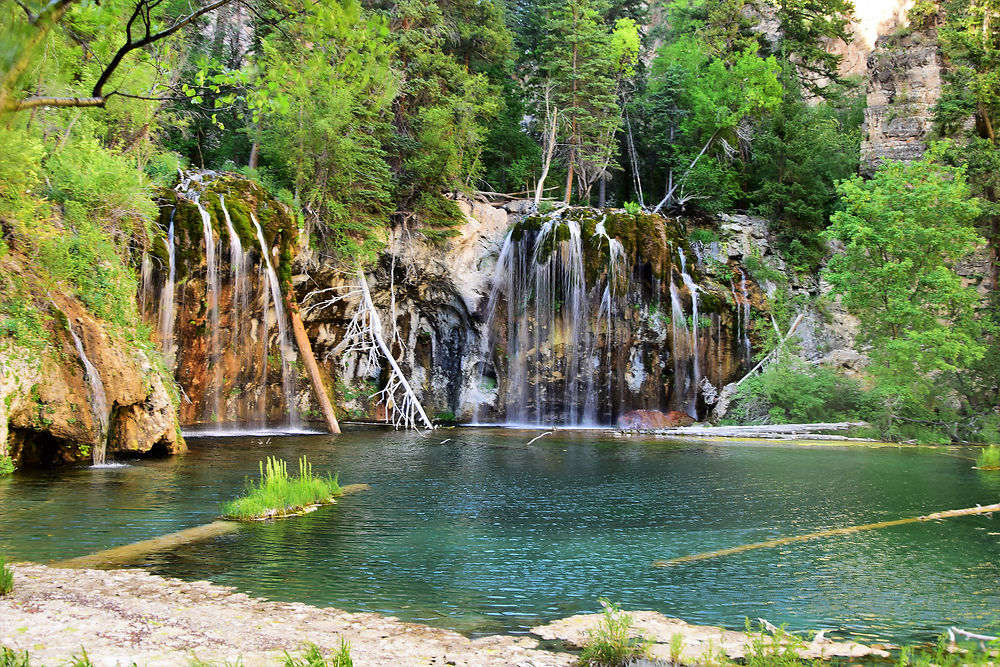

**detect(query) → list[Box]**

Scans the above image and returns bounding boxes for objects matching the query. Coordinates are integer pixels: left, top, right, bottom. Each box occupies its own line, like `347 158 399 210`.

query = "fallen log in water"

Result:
51 484 371 569
643 422 872 440
653 502 1000 567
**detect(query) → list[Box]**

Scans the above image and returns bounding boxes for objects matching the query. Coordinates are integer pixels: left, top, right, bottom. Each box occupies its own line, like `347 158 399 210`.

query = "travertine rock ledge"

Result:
0 564 572 667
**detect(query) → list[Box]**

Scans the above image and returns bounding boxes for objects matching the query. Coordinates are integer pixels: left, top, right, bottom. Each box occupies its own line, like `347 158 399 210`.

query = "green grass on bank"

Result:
976 445 1000 469
221 457 340 521
0 641 352 667
0 557 12 596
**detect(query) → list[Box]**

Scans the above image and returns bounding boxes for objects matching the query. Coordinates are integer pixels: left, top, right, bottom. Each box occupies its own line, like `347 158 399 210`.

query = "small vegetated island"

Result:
221 457 342 521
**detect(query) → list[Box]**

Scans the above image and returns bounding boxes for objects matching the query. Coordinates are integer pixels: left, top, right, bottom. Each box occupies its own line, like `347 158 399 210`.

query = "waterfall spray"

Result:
250 212 299 426
67 323 109 465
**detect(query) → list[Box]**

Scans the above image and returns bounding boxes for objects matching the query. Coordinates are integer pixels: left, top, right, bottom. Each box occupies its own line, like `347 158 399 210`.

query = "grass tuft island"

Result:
221 456 341 521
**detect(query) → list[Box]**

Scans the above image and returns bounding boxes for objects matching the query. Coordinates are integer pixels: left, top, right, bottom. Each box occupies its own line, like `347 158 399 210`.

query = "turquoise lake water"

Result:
1 427 998 644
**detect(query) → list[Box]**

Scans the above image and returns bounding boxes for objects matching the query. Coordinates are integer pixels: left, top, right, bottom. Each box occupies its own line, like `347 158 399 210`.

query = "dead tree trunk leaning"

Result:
284 292 341 434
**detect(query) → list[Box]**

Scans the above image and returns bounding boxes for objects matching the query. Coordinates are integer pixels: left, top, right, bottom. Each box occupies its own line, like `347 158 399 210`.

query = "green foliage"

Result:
0 456 13 477
622 201 640 216
977 445 1000 468
749 75 865 272
577 599 651 667
65 648 94 667
0 556 12 596
688 227 718 244
825 151 985 435
0 647 30 667
728 355 874 425
282 640 352 667
221 457 341 521
744 621 815 667
248 0 396 262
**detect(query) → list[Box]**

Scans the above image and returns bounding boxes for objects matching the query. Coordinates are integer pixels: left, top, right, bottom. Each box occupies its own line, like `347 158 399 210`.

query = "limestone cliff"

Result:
1 286 182 468
861 25 944 173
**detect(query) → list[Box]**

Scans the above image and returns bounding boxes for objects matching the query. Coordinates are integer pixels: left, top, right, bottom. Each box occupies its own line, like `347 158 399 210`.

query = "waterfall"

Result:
158 208 177 366
669 277 692 415
250 212 299 426
732 267 752 371
139 253 153 314
677 248 700 416
198 199 222 422
478 215 627 426
68 323 109 466
219 195 248 330
587 217 628 424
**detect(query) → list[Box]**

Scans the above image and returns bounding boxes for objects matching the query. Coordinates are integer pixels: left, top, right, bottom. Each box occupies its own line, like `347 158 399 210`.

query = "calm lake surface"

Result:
2 427 998 644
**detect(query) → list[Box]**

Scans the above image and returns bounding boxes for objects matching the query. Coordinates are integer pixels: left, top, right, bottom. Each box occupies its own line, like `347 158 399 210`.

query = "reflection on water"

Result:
1 428 998 644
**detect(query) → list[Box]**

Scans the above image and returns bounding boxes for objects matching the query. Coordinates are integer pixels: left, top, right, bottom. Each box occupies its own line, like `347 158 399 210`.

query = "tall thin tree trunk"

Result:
598 175 606 208
286 293 341 434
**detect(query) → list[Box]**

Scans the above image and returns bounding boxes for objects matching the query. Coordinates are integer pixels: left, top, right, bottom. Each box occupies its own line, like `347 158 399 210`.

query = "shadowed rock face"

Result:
861 27 944 175
2 294 182 468
294 205 758 425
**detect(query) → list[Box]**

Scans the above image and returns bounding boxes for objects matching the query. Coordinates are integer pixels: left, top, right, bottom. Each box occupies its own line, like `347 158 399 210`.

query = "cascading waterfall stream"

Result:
251 211 299 427
677 248 700 417
219 194 249 374
732 267 753 372
158 208 177 366
67 323 109 466
478 214 631 426
197 198 222 422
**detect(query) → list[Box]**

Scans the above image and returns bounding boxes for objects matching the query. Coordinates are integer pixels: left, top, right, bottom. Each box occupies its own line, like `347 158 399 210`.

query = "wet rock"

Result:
2 294 182 468
618 410 694 430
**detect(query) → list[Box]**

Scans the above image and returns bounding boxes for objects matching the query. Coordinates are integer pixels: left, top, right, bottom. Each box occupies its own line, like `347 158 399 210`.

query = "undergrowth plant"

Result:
743 621 815 667
976 444 1000 469
577 599 651 667
0 556 12 596
0 456 14 477
221 457 340 521
282 640 352 667
0 647 30 667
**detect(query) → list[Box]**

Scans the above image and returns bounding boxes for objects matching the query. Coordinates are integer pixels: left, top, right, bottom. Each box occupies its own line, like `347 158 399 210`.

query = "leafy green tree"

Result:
645 38 782 212
769 0 855 95
749 76 864 270
371 0 509 235
825 151 985 433
934 0 1000 289
529 0 637 205
248 0 397 259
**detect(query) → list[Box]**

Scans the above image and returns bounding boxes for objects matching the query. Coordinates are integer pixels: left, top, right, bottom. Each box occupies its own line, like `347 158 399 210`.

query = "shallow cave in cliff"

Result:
8 429 80 467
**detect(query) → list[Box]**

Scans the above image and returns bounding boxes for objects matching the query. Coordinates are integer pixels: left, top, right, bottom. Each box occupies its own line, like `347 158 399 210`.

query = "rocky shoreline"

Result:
0 564 573 666
1 563 905 667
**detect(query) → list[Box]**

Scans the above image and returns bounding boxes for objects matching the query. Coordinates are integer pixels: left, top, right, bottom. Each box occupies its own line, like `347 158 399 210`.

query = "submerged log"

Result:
653 502 1000 567
646 422 870 439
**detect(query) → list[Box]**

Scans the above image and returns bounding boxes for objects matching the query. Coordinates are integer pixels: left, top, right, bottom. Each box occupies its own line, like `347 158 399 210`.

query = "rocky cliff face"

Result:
1 292 182 468
861 26 943 173
135 174 861 432
292 200 856 425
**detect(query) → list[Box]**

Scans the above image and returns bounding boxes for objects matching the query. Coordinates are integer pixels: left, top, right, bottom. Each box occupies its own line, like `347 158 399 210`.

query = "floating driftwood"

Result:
642 422 872 440
654 502 1000 567
532 611 891 663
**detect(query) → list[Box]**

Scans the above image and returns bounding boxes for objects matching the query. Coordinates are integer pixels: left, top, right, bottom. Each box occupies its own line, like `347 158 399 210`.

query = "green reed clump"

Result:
0 646 31 667
0 557 12 596
282 640 351 667
577 599 651 667
221 457 340 521
976 445 1000 469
